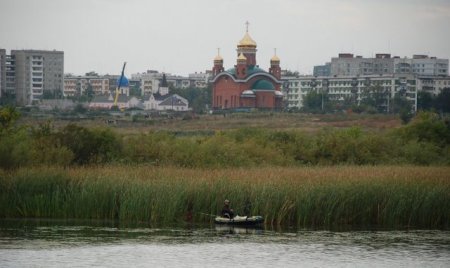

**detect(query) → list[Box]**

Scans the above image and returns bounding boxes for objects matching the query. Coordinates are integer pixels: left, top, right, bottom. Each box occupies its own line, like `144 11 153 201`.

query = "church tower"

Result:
269 49 281 80
212 48 224 76
236 53 247 79
236 21 257 67
159 73 169 96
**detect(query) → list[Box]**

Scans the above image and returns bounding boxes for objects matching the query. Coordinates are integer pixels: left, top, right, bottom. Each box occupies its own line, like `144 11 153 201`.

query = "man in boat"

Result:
221 199 235 219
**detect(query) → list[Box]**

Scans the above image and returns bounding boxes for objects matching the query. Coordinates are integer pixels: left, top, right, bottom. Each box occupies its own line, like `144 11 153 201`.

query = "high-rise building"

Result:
282 73 450 112
0 49 6 99
0 49 64 106
63 75 110 97
313 63 331 76
282 74 420 112
327 53 448 77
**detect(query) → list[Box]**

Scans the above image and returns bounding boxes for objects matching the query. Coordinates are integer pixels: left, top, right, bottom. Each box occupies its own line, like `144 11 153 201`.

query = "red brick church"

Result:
211 25 283 110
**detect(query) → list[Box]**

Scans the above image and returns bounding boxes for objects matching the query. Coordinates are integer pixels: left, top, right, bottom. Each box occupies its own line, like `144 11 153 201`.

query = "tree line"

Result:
1 106 449 169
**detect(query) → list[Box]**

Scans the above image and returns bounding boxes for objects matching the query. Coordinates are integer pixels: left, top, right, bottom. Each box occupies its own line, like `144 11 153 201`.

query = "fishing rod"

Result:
198 212 217 217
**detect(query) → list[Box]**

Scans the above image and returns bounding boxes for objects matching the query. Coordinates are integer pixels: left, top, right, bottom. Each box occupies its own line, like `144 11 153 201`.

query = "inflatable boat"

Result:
214 215 264 226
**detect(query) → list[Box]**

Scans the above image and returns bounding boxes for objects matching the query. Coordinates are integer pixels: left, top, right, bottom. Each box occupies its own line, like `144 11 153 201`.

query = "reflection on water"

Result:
0 219 449 267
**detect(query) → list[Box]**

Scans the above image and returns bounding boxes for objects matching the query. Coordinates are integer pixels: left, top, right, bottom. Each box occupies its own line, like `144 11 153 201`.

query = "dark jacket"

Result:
221 205 234 219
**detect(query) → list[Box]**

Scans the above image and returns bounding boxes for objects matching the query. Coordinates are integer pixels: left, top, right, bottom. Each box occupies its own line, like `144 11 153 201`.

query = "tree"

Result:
392 94 413 124
0 92 16 105
42 90 55 99
56 124 121 164
0 106 20 130
170 86 212 113
85 71 99 76
360 85 387 113
84 83 94 102
129 86 141 97
417 91 434 111
434 88 450 114
301 90 323 113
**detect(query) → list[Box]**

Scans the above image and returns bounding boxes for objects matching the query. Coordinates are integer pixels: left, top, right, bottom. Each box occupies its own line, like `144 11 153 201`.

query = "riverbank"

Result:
1 166 448 229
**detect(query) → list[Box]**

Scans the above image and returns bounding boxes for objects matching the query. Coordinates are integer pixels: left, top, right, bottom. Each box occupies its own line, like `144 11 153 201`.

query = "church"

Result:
211 24 283 110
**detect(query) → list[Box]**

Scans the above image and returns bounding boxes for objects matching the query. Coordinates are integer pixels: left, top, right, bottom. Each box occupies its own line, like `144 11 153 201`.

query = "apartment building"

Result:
313 63 331 77
416 76 450 96
0 49 64 106
282 74 419 112
329 54 448 77
0 49 5 98
132 70 210 96
188 71 211 88
63 75 112 97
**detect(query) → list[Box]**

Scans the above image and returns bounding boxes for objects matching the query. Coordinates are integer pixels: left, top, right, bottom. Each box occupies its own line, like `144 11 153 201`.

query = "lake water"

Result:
0 220 449 267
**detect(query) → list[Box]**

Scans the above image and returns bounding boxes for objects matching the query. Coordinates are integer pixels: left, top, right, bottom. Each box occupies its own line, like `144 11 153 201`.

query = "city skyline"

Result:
1 0 449 77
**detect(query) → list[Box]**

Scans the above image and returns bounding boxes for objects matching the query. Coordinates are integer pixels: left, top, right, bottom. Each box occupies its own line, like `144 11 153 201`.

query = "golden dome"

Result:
214 48 223 61
271 55 280 62
237 53 247 61
238 32 257 48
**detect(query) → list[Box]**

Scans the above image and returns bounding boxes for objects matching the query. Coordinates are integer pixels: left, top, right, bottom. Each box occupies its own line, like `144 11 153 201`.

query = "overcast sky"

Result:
1 0 449 77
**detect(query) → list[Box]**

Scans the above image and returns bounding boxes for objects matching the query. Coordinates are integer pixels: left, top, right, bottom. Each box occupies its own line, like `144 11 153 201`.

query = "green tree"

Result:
56 124 121 164
395 111 450 147
392 94 413 124
417 91 434 111
360 85 387 113
302 90 327 113
42 90 55 99
0 106 20 130
83 84 94 102
129 86 141 97
434 88 450 114
171 86 212 113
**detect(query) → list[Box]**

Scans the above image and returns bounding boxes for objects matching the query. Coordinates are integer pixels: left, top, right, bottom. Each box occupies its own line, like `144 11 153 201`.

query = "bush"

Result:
56 124 122 164
0 128 32 169
395 112 450 146
401 141 441 165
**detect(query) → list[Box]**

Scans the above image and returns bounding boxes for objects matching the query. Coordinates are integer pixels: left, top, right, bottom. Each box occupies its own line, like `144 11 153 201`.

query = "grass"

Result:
18 112 402 133
1 165 449 229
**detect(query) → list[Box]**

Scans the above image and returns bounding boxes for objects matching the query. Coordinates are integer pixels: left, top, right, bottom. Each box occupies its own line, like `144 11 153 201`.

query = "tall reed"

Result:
0 166 449 229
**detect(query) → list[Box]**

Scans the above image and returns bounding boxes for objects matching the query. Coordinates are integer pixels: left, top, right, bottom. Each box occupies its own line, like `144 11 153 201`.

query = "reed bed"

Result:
0 166 449 229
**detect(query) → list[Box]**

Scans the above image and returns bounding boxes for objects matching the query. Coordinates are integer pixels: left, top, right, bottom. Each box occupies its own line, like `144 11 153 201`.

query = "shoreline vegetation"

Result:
1 111 450 168
1 108 449 228
0 166 449 229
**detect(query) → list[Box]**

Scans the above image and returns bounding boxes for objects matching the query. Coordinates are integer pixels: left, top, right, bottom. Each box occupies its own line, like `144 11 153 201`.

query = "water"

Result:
0 220 449 267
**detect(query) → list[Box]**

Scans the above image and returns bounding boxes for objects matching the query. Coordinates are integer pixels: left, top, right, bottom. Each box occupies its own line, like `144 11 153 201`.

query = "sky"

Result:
1 0 449 77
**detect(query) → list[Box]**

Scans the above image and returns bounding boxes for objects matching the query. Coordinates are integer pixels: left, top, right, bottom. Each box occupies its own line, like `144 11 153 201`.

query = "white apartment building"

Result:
188 72 211 88
63 76 110 97
282 74 420 112
0 49 4 98
132 70 211 96
329 54 448 77
416 76 450 96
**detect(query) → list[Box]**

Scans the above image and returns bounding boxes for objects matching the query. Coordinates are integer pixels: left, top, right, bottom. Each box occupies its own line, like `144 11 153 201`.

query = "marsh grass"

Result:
0 166 449 228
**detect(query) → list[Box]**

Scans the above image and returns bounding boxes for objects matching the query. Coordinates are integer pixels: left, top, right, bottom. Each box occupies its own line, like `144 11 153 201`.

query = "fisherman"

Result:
221 199 235 219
